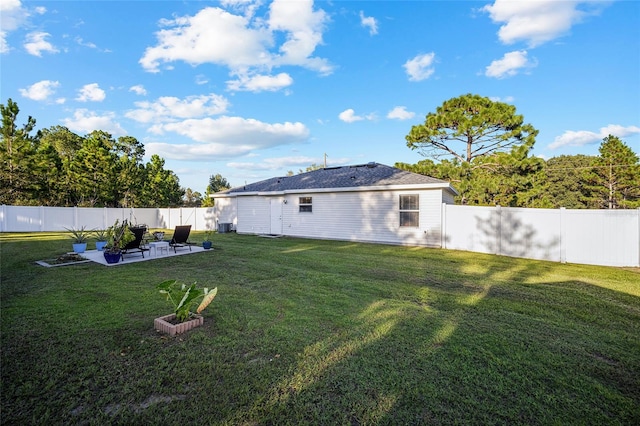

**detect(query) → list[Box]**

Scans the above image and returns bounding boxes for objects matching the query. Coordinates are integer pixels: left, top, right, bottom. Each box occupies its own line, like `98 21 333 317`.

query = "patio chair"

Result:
169 225 195 253
121 224 150 259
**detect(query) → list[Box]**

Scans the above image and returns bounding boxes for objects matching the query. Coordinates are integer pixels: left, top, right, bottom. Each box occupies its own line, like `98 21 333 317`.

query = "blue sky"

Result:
2 0 639 192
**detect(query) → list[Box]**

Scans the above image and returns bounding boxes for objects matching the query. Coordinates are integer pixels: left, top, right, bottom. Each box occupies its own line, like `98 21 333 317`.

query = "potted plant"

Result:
93 229 108 251
103 219 135 264
202 230 213 250
154 279 218 336
65 226 91 253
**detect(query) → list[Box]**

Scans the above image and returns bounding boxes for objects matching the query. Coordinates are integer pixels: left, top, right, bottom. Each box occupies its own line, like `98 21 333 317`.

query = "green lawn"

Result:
1 232 639 425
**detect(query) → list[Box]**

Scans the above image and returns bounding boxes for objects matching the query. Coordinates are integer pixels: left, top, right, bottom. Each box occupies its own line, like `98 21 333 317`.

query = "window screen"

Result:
399 195 419 227
299 197 312 212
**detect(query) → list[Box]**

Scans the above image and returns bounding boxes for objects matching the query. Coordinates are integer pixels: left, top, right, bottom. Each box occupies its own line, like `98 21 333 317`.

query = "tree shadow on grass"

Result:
229 253 640 425
1 235 639 424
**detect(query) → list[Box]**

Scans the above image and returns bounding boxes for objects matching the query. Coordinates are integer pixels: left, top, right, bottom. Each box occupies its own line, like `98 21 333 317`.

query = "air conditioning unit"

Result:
218 223 232 233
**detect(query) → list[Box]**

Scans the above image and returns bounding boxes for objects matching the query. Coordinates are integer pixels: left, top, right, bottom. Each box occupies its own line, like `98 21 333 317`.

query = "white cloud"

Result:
338 109 376 123
485 50 535 78
75 37 97 49
403 52 436 81
129 85 147 96
220 0 261 19
482 0 608 47
62 109 126 136
1 0 28 53
140 7 269 72
268 0 332 73
126 94 230 123
19 80 60 101
359 11 378 35
24 31 58 56
387 106 415 120
145 116 310 160
549 125 640 149
229 156 325 171
146 142 248 160
489 96 515 103
226 72 293 92
158 116 308 142
140 2 333 78
339 109 360 123
76 83 106 102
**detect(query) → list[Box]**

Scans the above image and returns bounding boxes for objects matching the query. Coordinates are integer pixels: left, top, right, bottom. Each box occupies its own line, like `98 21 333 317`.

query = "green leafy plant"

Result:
157 279 218 322
93 229 108 242
203 229 214 242
65 226 91 244
104 220 135 254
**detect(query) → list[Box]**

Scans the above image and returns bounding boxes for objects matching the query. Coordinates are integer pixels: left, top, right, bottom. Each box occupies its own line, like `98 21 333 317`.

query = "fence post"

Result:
1 205 6 232
560 207 566 263
441 202 447 249
40 205 45 231
496 205 502 255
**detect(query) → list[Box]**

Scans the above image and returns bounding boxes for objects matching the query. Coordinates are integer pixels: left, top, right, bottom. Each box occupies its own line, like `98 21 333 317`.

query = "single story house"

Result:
212 162 458 247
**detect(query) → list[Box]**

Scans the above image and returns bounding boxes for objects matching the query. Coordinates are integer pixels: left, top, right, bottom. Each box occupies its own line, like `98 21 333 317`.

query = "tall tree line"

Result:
400 94 639 209
1 99 184 207
397 135 639 209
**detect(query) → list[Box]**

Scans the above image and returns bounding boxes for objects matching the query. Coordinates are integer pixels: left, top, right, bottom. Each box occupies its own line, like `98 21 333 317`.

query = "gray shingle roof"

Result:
221 162 453 194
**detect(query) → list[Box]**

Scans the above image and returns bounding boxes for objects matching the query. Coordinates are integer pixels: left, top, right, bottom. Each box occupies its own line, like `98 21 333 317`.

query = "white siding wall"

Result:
268 189 444 247
213 197 238 229
442 190 455 205
236 196 271 235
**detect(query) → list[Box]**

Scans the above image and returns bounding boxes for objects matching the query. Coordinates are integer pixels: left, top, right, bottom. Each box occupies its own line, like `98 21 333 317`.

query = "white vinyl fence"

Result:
442 205 640 267
2 205 639 267
0 205 217 233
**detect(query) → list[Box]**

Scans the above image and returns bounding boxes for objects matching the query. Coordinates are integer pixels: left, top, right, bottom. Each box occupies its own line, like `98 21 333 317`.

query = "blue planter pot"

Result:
96 241 108 251
203 241 212 250
103 251 121 264
73 243 87 253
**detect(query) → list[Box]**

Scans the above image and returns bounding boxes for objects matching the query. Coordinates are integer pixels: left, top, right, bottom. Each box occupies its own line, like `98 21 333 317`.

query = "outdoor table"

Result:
149 241 169 256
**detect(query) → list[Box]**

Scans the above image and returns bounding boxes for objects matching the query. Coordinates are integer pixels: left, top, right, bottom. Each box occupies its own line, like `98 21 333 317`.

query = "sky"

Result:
1 0 639 193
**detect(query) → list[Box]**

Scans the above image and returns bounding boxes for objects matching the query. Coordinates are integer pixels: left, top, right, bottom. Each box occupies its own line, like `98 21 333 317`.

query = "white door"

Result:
270 199 283 235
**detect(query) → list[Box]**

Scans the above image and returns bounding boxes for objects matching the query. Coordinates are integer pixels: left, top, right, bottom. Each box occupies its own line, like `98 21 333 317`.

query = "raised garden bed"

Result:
36 253 91 267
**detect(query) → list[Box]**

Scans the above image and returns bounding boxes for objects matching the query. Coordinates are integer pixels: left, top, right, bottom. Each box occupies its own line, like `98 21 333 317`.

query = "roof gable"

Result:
221 163 456 195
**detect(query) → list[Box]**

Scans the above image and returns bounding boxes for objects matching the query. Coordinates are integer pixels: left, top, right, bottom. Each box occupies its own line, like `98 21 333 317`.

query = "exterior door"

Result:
270 198 283 235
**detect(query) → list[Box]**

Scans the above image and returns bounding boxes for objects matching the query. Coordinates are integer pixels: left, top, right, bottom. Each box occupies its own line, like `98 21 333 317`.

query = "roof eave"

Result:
213 182 458 197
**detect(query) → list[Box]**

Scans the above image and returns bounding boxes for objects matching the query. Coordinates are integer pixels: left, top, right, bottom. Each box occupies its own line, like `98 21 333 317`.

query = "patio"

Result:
83 245 210 266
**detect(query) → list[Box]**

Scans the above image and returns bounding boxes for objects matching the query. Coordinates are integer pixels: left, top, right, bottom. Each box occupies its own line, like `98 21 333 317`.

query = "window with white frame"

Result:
299 196 312 212
399 194 419 227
